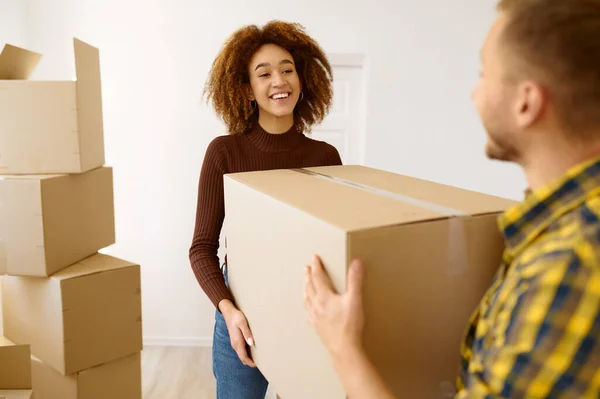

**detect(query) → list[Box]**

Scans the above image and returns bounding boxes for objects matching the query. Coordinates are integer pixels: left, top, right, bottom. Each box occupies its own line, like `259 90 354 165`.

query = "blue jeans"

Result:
213 265 269 399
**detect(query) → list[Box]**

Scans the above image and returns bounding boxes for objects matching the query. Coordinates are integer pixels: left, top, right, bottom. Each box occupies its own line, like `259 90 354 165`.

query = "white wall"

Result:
19 0 527 345
0 0 27 46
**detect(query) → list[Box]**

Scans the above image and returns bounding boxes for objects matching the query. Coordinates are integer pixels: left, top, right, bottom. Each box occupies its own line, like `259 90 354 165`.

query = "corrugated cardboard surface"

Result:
0 239 6 275
226 168 441 231
305 165 517 215
0 166 115 277
0 279 3 336
0 176 45 276
225 172 348 398
0 81 80 174
31 352 142 399
0 391 32 399
349 215 503 397
0 337 31 389
224 165 514 399
2 253 143 375
0 38 104 174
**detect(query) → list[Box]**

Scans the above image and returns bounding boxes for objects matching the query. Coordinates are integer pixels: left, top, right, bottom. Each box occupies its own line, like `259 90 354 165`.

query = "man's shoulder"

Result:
565 198 600 268
518 201 600 275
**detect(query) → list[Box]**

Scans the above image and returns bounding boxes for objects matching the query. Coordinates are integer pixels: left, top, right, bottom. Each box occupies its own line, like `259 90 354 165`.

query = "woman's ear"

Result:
244 84 254 101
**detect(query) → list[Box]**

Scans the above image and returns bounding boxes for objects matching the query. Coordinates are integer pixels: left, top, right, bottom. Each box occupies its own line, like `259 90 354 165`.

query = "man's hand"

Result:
304 255 366 358
304 256 399 399
219 299 256 367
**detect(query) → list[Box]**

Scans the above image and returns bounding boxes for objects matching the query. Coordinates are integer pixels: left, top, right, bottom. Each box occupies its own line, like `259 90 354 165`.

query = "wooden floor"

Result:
142 346 277 399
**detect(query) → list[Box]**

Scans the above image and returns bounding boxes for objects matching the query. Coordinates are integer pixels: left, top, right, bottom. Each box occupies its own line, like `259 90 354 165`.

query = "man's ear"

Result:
515 80 547 129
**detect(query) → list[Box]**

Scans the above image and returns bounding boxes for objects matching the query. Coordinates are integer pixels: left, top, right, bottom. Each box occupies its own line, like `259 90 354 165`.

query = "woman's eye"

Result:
259 73 270 78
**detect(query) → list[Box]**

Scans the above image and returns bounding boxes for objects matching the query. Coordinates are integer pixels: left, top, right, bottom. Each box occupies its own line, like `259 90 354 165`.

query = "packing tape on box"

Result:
294 168 470 275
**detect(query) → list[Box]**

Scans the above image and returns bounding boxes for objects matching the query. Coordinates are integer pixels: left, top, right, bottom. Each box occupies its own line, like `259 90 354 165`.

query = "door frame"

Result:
327 53 368 166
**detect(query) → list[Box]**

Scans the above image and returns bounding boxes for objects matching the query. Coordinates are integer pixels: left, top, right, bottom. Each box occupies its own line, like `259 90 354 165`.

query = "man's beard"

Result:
483 120 520 163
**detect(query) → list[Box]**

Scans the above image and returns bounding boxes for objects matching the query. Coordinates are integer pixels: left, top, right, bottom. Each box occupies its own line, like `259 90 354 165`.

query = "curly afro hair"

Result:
203 20 334 134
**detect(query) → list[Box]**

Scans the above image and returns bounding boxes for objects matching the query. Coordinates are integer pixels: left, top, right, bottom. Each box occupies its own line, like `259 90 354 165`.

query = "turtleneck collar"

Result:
244 123 306 153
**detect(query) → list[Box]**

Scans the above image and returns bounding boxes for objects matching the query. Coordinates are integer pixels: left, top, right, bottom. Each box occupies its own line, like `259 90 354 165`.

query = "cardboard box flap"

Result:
73 38 105 172
225 166 514 232
73 38 100 83
51 253 137 281
304 165 517 216
226 169 444 232
0 44 42 80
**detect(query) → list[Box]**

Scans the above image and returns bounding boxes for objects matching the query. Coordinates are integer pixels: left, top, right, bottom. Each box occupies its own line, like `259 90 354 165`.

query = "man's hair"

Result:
497 0 600 133
203 21 333 134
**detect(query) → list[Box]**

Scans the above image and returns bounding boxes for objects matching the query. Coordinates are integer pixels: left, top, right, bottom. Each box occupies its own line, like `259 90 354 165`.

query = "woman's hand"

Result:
219 299 256 367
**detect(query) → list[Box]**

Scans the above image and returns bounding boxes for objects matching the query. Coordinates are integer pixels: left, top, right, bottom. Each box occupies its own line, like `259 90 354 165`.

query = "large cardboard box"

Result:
0 337 31 389
0 280 3 335
0 239 6 275
1 253 142 375
224 165 516 399
31 351 142 399
0 390 32 399
0 166 115 277
0 38 105 175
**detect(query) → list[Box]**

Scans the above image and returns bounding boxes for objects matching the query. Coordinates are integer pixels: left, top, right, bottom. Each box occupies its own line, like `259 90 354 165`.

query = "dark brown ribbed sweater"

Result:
189 123 343 309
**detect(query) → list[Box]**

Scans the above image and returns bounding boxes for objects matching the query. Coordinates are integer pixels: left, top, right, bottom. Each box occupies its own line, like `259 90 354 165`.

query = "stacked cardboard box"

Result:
223 165 516 399
0 391 33 399
0 337 32 398
0 39 142 398
0 336 141 399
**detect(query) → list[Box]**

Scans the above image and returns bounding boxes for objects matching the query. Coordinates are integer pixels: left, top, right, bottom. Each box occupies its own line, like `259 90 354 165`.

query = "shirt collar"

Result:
499 156 600 259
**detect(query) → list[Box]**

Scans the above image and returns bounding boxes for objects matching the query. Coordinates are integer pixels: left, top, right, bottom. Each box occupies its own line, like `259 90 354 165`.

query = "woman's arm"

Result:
189 138 233 308
188 137 257 367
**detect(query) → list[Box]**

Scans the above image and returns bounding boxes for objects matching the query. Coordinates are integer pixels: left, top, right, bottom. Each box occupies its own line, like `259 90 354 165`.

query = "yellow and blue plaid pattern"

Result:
456 157 600 398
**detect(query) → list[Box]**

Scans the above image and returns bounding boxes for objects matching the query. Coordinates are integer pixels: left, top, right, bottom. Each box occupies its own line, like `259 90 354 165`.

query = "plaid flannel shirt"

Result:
456 157 600 398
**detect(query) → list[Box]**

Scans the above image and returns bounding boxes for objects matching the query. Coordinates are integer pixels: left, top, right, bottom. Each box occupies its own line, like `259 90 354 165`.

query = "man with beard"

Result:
304 0 600 397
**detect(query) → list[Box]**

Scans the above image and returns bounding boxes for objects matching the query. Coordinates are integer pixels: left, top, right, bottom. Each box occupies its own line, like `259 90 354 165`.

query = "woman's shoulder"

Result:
205 132 245 153
303 134 333 148
202 134 244 172
302 134 343 165
304 134 340 153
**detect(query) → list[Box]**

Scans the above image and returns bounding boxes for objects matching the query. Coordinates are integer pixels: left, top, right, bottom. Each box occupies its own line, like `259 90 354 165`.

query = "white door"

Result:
310 54 367 166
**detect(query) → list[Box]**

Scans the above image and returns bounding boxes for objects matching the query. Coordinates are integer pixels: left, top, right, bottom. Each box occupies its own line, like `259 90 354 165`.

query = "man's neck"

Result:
258 113 294 134
523 135 600 191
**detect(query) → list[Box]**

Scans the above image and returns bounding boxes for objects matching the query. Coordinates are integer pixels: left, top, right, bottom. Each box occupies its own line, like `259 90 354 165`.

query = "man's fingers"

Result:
347 259 365 301
305 265 316 301
305 266 318 326
311 254 334 291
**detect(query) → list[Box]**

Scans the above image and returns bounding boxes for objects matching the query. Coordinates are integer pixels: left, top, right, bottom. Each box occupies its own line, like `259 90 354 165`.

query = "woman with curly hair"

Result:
189 20 343 398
